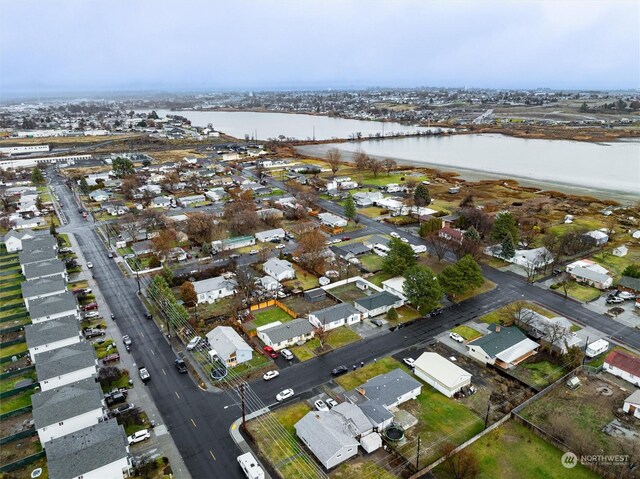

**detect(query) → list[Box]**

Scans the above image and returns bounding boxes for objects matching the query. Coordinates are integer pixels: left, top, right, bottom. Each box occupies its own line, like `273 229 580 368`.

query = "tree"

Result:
382 238 417 275
499 300 536 327
326 148 342 177
438 264 466 301
98 366 123 389
112 157 135 178
295 230 328 274
343 195 356 221
353 150 370 170
152 229 177 259
185 212 222 245
201 241 211 257
464 226 480 242
456 255 484 289
382 158 396 176
120 176 139 200
458 207 493 237
79 177 90 194
438 442 480 479
313 326 332 348
367 158 383 178
459 194 474 208
403 265 443 314
224 189 259 235
414 184 431 207
419 218 442 237
426 234 452 261
491 211 518 244
180 281 197 306
31 167 45 185
49 216 57 237
234 267 258 301
386 307 398 321
35 195 44 211
518 216 540 249
499 233 516 260
161 171 180 192
622 264 640 279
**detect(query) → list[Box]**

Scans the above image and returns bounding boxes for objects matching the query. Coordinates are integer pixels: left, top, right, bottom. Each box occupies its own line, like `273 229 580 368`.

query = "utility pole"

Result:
239 384 247 431
484 399 491 428
415 435 421 470
582 336 589 365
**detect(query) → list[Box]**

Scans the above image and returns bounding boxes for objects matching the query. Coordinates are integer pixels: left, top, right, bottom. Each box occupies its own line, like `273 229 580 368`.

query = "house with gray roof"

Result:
2 228 36 252
569 265 613 290
131 240 153 256
29 291 79 324
193 275 237 304
36 342 97 392
33 378 104 445
19 247 58 273
330 242 371 260
467 323 539 369
263 258 296 281
308 303 361 331
354 291 404 318
151 195 173 208
45 418 130 479
88 189 113 202
25 315 80 360
618 276 640 294
363 235 390 248
518 309 581 355
206 326 253 367
14 216 46 230
22 276 67 311
21 234 58 252
23 258 67 282
257 318 314 350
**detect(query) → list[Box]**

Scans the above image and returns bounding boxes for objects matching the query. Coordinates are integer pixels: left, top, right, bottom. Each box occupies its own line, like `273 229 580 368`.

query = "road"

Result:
50 167 640 479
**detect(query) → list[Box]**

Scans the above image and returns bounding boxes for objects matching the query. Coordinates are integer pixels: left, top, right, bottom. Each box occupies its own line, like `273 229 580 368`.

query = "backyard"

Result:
328 282 370 303
251 306 294 328
479 301 555 324
358 253 384 272
283 264 320 291
512 358 568 389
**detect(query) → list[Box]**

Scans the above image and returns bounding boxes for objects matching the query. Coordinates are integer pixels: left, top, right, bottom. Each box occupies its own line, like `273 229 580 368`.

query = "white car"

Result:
326 398 339 409
449 332 464 343
263 370 280 381
275 244 286 249
390 232 400 239
127 429 151 445
249 250 259 255
314 399 329 412
403 358 415 368
401 237 409 243
617 291 636 300
83 311 99 319
276 388 294 402
86 262 93 269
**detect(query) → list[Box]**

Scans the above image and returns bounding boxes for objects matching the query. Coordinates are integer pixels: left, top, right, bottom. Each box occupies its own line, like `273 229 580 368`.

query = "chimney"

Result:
495 325 501 333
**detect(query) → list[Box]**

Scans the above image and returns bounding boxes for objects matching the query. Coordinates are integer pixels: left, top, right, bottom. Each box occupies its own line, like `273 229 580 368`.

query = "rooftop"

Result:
32 378 103 429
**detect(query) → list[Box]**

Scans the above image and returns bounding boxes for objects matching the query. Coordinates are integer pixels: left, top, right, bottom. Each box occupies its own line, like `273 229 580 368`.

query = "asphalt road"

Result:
50 168 640 479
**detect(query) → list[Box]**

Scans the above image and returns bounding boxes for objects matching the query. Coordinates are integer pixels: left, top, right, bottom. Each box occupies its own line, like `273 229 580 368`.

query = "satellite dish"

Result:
319 277 330 286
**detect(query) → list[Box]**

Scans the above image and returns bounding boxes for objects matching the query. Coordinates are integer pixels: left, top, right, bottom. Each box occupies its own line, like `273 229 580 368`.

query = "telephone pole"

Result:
415 435 421 470
239 384 247 431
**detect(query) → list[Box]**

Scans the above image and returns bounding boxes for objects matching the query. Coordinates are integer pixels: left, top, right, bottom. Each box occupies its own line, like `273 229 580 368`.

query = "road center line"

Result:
191 418 197 428
209 450 216 460
175 391 180 399
150 349 155 355
162 368 166 375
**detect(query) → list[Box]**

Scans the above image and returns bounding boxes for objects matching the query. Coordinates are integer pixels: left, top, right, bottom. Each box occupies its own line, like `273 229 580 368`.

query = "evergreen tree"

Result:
414 184 431 207
464 226 481 242
456 255 484 288
31 167 45 185
79 177 90 194
112 157 135 178
491 211 518 244
344 195 356 221
382 237 417 276
386 307 398 321
403 265 443 314
500 233 516 259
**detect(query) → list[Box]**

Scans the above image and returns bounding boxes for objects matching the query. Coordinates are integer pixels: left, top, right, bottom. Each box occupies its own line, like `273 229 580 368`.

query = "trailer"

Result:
237 452 265 479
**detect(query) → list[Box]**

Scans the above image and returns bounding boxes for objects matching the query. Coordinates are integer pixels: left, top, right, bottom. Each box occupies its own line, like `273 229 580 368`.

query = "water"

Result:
144 109 436 141
296 134 640 197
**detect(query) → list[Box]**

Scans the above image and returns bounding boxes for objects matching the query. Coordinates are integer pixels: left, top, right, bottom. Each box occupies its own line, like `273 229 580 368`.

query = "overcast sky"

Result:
1 0 638 97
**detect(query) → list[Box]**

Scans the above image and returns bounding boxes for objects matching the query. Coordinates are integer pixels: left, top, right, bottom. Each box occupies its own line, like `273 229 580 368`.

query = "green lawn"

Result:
0 341 28 359
0 389 35 414
548 217 604 236
479 301 555 324
57 233 71 248
394 305 421 323
357 206 386 218
290 327 361 361
335 357 407 390
0 370 37 394
454 279 496 303
283 264 319 291
251 307 293 328
562 281 602 302
359 253 384 272
592 248 640 280
432 420 599 479
517 360 568 389
367 271 394 287
290 344 316 362
587 345 637 368
451 325 483 341
93 339 119 359
353 171 428 187
229 353 271 375
329 282 369 303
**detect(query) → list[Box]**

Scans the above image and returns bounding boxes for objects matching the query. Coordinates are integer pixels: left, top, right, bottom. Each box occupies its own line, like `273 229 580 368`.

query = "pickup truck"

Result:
83 328 105 338
139 366 150 382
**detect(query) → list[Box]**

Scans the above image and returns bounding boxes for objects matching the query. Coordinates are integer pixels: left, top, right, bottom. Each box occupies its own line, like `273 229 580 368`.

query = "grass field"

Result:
0 389 35 414
230 353 271 375
516 360 568 389
359 253 385 272
335 356 407 390
591 248 640 279
357 206 386 218
562 281 602 302
0 341 28 359
283 264 319 291
291 327 361 361
479 301 555 324
252 307 293 327
331 459 398 479
450 325 483 341
587 345 638 368
330 282 369 303
432 420 599 479
367 271 394 287
93 339 119 359
0 370 37 394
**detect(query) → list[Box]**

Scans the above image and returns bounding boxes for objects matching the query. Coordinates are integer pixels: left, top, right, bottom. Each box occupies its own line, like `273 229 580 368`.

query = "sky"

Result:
1 0 639 98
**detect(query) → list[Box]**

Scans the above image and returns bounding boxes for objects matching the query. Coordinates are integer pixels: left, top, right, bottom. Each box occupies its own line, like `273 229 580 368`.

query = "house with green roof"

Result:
466 323 539 369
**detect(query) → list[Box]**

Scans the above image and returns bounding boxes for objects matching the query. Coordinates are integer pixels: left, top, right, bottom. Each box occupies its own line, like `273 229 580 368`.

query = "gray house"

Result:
25 315 81 361
23 258 68 282
29 291 79 324
36 342 97 392
206 326 253 367
308 303 361 331
32 378 104 445
44 419 130 479
263 258 296 281
22 276 67 311
19 247 58 273
21 235 58 252
257 318 314 350
354 291 404 318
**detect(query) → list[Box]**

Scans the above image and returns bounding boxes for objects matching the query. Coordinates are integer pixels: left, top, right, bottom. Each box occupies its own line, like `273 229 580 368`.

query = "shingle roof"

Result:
571 265 611 284
468 324 529 357
19 246 57 265
605 350 640 378
618 276 640 293
206 326 252 362
264 258 294 277
25 315 79 349
29 291 77 320
295 411 360 466
35 342 96 381
21 235 57 251
45 419 128 479
21 276 66 299
352 369 422 409
193 276 237 295
355 291 400 311
311 303 359 325
32 378 103 429
23 258 66 280
260 318 313 344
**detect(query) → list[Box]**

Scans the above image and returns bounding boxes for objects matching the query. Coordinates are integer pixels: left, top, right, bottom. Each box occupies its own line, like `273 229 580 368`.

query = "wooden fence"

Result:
249 300 297 319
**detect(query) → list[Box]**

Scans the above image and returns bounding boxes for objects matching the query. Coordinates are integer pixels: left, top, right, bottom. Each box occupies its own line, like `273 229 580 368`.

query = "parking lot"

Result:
584 293 639 329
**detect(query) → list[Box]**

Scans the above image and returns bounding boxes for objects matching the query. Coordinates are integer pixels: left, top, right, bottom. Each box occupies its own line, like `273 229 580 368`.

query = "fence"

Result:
0 312 28 323
0 365 35 381
249 300 297 319
0 427 36 445
0 383 38 400
0 337 26 348
0 451 45 473
0 405 32 421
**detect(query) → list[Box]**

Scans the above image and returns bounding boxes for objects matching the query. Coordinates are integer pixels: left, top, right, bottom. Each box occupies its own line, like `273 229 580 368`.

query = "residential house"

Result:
178 194 206 207
151 196 173 208
584 230 609 246
466 324 539 369
330 243 371 260
22 276 67 311
603 350 640 387
131 240 154 256
613 245 628 257
362 235 390 249
2 228 36 252
260 275 280 291
255 228 286 243
32 378 104 445
44 419 130 479
308 303 361 331
204 187 227 202
19 246 58 273
23 258 67 282
440 214 460 228
623 390 640 419
354 291 404 319
193 276 237 304
25 315 81 361
263 258 296 281
413 352 472 398
88 190 112 202
353 191 383 207
617 276 640 295
29 292 79 324
257 318 314 350
373 197 407 216
36 342 97 391
518 309 581 354
438 227 463 244
381 277 407 301
206 326 253 367
566 259 613 290
211 235 255 252
14 217 46 229
318 212 348 228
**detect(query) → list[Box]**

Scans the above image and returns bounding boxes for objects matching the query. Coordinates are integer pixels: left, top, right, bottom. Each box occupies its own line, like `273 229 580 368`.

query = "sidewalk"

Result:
229 408 274 479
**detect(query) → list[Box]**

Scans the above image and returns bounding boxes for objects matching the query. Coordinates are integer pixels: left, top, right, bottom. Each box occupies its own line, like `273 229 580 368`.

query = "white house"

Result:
2 229 36 252
21 276 67 311
255 228 286 243
308 303 361 331
354 291 404 319
28 292 79 323
623 390 640 419
585 230 609 246
151 196 173 208
32 378 104 445
35 342 98 391
317 212 348 228
613 245 628 257
23 258 68 282
257 318 314 350
263 258 296 281
381 277 407 301
353 192 383 207
25 315 81 361
603 350 640 387
566 259 613 290
206 326 253 367
413 352 472 398
88 190 112 202
14 217 46 230
193 276 237 304
178 194 206 207
44 419 130 479
467 324 539 369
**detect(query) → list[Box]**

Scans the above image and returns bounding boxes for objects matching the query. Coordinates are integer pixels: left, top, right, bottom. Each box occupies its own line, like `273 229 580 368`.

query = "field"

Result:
591 247 640 280
251 306 293 327
479 301 555 324
513 358 568 389
450 324 483 341
0 370 37 394
281 294 337 316
290 326 361 361
358 253 384 272
0 389 36 414
282 264 319 291
432 420 600 479
562 281 602 302
334 356 408 390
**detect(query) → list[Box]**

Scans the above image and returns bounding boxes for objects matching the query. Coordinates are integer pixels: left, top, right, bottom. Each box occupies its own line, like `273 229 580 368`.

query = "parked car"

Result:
229 254 240 259
331 365 349 376
552 268 563 276
87 262 93 269
403 358 415 368
249 249 259 255
122 335 132 349
617 291 637 300
124 254 135 260
314 399 329 412
281 349 294 360
371 319 384 327
82 311 99 319
606 297 625 304
102 353 121 364
59 247 73 253
263 346 279 359
263 370 280 381
449 332 464 343
276 389 294 402
82 303 98 311
401 237 409 243
83 328 105 338
186 336 202 351
275 244 286 249
341 236 351 241
174 359 188 373
145 313 153 320
326 398 339 409
390 232 400 239
111 403 135 416
107 252 114 258
127 429 151 445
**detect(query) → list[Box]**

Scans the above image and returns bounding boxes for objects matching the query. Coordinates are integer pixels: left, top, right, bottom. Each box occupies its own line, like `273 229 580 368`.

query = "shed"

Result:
304 288 326 303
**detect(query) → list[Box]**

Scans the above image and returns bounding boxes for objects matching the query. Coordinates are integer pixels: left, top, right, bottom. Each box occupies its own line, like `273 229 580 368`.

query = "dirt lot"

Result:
281 294 337 316
0 411 33 438
329 282 369 303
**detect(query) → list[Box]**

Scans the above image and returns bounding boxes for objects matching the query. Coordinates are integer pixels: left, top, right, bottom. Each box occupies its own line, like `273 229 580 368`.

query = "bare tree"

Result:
541 321 570 355
353 149 370 171
557 272 571 298
426 234 452 261
313 326 332 348
438 442 480 479
382 158 396 176
499 300 535 327
367 158 383 178
326 148 342 178
234 267 258 301
295 230 328 274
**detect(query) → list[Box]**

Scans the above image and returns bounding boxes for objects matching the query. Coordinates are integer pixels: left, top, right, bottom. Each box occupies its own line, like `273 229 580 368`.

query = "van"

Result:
186 336 203 351
585 339 609 358
281 349 294 361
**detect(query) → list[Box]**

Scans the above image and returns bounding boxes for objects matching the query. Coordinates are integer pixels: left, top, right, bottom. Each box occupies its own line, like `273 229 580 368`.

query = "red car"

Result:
341 236 351 241
82 303 98 311
263 346 278 359
102 353 121 364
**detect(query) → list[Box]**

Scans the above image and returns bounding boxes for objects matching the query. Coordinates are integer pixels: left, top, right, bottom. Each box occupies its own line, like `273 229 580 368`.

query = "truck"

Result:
237 452 265 479
585 339 610 358
138 366 150 382
83 328 105 339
